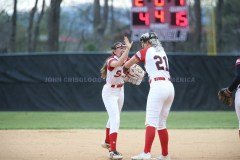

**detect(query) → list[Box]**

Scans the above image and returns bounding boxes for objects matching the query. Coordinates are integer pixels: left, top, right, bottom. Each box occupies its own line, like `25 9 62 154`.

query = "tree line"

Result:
0 0 239 54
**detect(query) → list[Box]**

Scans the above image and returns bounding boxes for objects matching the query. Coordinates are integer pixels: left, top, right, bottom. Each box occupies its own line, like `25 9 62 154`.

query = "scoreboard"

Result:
131 0 189 41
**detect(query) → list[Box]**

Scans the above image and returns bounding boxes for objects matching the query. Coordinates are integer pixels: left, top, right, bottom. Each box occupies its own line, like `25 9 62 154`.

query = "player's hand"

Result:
124 36 133 50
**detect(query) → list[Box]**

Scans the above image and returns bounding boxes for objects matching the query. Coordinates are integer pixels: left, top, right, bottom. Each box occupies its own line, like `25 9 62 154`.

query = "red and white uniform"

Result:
135 47 170 81
105 56 125 85
102 55 124 134
234 58 240 130
135 47 174 129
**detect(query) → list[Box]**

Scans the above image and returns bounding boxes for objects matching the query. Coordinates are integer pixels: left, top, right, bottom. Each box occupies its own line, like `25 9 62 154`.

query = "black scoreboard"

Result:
131 0 189 41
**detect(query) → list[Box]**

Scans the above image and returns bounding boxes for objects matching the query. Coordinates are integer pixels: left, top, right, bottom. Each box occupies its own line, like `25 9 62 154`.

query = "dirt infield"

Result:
0 129 239 160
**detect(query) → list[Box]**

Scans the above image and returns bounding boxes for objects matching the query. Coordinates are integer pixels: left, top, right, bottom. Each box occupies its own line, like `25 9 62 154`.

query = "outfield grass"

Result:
0 111 238 129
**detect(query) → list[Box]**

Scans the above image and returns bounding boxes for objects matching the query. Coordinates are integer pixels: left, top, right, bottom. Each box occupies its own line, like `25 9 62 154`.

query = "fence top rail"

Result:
0 51 238 57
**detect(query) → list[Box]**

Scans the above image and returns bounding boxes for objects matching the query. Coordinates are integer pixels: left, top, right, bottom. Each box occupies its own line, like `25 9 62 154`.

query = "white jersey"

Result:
236 58 240 88
105 55 124 85
135 46 170 80
234 58 240 130
236 58 240 66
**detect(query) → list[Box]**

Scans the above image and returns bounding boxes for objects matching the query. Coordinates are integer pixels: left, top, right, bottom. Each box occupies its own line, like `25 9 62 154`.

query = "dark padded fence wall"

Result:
0 53 237 111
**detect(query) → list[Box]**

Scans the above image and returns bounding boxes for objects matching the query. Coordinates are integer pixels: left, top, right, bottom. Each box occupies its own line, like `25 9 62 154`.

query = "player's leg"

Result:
144 90 164 154
102 86 110 149
131 90 160 160
105 116 110 145
157 82 174 159
132 83 168 160
147 82 173 155
234 89 240 138
101 119 110 149
118 87 124 112
107 88 125 159
102 86 121 152
113 87 124 151
104 97 120 151
107 100 122 160
106 120 110 141
104 87 122 147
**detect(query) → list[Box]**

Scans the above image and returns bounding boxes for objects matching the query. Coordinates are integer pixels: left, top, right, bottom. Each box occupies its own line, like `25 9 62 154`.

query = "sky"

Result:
0 0 217 15
0 0 131 14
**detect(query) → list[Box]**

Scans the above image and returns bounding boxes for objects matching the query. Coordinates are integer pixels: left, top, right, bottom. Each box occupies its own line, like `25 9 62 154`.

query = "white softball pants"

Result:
102 84 124 134
234 89 240 130
146 80 175 130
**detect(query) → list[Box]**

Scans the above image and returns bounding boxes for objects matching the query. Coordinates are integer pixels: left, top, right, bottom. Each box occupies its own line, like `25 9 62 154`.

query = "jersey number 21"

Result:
154 55 169 71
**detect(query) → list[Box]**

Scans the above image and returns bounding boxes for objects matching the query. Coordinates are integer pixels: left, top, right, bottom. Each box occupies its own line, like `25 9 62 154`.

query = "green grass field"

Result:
0 111 238 129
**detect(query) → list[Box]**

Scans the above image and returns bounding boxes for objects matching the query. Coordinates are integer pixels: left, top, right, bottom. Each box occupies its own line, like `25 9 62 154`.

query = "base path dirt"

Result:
0 129 239 160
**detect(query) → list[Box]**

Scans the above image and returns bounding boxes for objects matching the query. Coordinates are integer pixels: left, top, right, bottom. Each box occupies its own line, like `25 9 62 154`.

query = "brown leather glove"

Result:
218 88 233 106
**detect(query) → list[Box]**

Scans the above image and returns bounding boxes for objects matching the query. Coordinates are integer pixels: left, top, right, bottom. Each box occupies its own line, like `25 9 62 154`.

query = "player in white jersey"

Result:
222 58 240 138
124 32 174 160
100 36 132 160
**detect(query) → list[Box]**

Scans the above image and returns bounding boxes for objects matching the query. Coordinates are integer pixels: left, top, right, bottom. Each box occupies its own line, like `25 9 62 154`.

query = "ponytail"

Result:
100 60 107 79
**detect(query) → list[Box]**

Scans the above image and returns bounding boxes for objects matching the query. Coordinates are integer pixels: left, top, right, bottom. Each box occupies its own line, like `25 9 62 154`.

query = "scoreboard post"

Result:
131 0 189 41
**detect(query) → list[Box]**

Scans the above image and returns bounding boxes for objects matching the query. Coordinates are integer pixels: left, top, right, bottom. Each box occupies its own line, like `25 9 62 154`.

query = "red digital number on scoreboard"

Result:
155 10 165 23
133 0 185 7
154 0 165 7
171 11 188 27
134 0 144 7
175 0 185 6
132 12 149 25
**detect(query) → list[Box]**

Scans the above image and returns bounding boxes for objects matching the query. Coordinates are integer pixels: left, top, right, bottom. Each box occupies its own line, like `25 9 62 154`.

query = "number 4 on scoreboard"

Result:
139 12 150 25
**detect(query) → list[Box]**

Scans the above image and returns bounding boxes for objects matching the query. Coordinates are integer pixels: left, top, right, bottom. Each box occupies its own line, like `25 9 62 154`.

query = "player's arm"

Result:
228 62 240 92
124 55 140 69
124 47 145 69
110 36 133 67
110 48 129 67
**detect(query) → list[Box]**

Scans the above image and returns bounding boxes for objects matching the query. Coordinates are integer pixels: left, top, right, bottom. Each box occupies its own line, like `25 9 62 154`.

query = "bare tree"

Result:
0 11 11 53
61 17 76 51
110 0 114 30
48 0 62 52
10 0 17 52
101 0 109 34
74 3 93 51
93 0 109 36
216 0 224 53
194 0 202 51
33 0 46 51
28 0 38 52
93 0 101 34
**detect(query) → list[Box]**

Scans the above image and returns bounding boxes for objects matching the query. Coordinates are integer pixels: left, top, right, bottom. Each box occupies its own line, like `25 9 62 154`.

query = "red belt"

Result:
149 77 169 84
111 84 123 88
